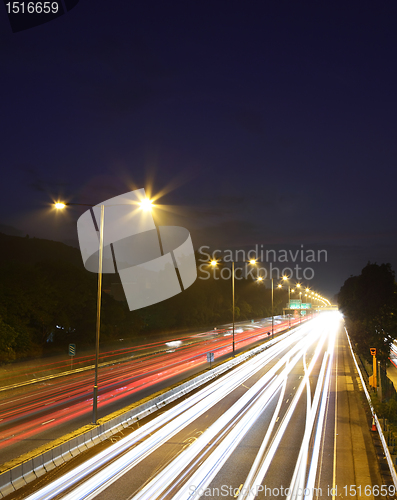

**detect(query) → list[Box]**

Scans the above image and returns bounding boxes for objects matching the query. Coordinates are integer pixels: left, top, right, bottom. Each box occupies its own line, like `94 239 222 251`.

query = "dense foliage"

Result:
0 233 288 362
338 262 397 362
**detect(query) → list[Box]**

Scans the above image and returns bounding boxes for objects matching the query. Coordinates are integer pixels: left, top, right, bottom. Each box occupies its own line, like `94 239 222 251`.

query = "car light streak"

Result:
237 319 332 500
1 317 304 392
0 336 266 444
170 381 285 500
169 348 316 500
124 376 282 500
130 345 312 500
123 324 325 500
0 318 303 440
7 315 318 500
23 323 303 500
305 348 334 498
60 336 302 500
286 353 328 500
237 372 288 498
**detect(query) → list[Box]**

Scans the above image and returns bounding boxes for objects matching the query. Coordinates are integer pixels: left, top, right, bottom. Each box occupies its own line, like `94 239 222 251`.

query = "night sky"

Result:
1 1 397 299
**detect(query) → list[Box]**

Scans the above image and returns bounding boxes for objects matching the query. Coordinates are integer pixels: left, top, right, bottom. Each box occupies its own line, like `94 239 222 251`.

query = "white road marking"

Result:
41 419 55 426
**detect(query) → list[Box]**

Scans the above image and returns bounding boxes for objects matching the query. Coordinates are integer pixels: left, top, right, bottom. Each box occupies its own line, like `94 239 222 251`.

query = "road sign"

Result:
369 348 377 388
289 300 312 309
69 343 76 356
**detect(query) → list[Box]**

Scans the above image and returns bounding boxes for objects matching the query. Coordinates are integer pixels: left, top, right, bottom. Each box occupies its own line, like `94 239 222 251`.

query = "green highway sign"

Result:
289 300 312 309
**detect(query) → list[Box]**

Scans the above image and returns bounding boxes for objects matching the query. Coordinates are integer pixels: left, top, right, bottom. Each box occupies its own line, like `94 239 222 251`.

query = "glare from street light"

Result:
54 202 66 209
140 198 153 211
249 259 256 265
210 260 218 267
257 276 263 282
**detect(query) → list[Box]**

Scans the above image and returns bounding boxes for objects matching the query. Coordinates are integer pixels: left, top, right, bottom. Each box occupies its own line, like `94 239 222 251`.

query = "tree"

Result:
338 263 397 361
0 314 30 362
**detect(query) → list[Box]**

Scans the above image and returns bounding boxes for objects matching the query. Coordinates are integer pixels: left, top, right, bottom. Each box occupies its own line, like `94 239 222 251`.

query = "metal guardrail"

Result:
345 327 397 490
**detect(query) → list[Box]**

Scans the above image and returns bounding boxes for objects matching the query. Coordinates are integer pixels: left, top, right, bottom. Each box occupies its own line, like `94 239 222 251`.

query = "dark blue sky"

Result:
1 1 396 298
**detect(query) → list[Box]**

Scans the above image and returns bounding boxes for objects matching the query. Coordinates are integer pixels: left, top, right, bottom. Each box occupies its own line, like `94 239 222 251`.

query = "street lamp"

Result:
256 276 275 339
295 283 302 323
305 288 311 318
210 260 236 356
282 275 291 329
54 197 153 424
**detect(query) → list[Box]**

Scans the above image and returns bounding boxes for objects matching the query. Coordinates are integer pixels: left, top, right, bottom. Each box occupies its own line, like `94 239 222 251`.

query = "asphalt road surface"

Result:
0 316 303 464
8 311 388 500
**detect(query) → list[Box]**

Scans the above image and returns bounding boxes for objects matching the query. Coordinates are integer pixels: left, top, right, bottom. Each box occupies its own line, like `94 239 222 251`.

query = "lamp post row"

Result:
56 200 329 422
210 259 330 353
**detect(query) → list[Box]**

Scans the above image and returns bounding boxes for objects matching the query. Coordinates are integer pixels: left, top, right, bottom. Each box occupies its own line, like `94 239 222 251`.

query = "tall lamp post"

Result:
282 275 291 330
257 276 275 339
54 198 153 424
290 288 295 324
271 278 274 338
232 261 235 354
305 288 311 319
296 284 302 323
210 260 236 356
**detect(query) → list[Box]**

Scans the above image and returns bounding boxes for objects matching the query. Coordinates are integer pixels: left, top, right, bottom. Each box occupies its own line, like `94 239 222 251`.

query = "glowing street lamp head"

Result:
257 276 263 282
54 202 66 209
296 283 301 288
282 275 288 281
249 259 256 265
278 284 282 288
140 198 153 211
210 260 218 267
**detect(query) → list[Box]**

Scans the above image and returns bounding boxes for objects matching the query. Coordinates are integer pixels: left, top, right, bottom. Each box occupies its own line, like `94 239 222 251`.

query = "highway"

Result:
0 316 305 464
11 311 385 500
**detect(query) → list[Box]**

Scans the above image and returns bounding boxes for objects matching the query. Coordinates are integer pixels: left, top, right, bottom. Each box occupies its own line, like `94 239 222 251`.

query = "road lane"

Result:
0 317 305 464
9 313 385 500
15 315 326 500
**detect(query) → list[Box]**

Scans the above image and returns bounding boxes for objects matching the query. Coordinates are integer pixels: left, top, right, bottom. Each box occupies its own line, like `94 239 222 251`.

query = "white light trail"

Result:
286 354 328 500
24 318 309 500
130 321 326 500
237 316 335 500
22 316 334 500
87 328 317 500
